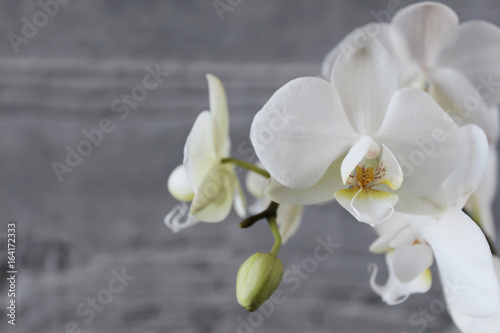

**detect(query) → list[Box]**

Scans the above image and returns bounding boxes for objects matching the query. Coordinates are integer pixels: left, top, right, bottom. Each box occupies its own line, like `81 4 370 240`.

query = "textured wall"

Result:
0 1 499 332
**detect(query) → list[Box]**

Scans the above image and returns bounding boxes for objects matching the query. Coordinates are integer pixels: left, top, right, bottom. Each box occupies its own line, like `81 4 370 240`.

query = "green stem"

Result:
240 201 279 228
268 216 281 256
221 158 270 178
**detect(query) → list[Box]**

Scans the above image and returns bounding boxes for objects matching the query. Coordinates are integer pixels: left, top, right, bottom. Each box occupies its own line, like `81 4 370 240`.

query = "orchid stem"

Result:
240 201 279 228
268 216 281 256
221 158 270 178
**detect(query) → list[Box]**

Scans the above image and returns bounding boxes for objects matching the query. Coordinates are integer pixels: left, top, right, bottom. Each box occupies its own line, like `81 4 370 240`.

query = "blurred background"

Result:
0 1 499 332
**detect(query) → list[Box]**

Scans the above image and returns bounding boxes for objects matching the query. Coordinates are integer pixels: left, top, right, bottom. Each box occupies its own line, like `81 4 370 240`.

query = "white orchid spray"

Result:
322 1 500 241
164 2 500 330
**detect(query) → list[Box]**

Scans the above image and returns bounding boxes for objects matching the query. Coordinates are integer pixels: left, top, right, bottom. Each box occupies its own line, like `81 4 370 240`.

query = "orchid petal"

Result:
341 136 379 184
465 145 498 239
369 252 432 305
428 68 496 142
245 163 268 199
250 78 358 188
332 39 398 135
206 74 230 154
442 21 500 106
277 205 304 244
393 244 434 283
168 164 195 201
190 164 235 222
184 111 218 192
391 2 458 68
375 87 462 197
335 188 398 226
374 145 403 190
440 124 488 209
233 178 247 218
321 23 393 79
370 228 402 254
164 203 199 233
447 256 500 333
266 157 343 205
420 208 499 317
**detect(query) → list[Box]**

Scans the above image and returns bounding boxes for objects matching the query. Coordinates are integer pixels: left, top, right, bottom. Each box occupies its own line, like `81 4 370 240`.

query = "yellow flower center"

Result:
356 166 375 187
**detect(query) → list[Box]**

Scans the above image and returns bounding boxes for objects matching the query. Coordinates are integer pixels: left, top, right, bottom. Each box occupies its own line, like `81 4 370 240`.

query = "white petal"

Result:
250 77 358 188
440 124 488 209
341 136 379 184
245 162 268 199
190 164 235 222
369 230 400 254
373 211 414 238
375 87 462 197
447 256 500 333
369 251 432 305
266 157 344 205
335 188 398 226
370 212 414 253
391 2 458 68
277 205 304 244
393 244 433 283
442 21 500 106
164 203 199 233
332 39 398 135
184 111 218 192
206 74 230 155
321 23 393 80
168 164 195 201
420 208 499 317
233 178 247 218
428 68 496 142
374 145 403 190
465 145 498 239
392 184 448 216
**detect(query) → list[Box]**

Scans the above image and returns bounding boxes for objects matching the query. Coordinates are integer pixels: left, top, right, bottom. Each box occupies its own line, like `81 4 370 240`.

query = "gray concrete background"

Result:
0 1 499 332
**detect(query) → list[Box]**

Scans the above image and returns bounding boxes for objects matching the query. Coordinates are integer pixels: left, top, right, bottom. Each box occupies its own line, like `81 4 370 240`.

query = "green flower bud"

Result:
236 252 284 312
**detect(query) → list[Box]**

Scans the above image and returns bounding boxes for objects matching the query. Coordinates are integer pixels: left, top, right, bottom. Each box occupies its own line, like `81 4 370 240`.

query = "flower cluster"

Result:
166 2 500 331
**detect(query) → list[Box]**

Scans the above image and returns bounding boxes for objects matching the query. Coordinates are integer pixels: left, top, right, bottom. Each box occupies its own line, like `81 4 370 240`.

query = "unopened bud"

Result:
236 252 283 311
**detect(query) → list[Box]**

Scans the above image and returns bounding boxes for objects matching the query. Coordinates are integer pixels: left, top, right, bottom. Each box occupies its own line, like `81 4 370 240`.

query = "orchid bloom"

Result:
167 74 246 224
369 125 499 318
250 39 463 226
322 1 500 142
246 162 304 244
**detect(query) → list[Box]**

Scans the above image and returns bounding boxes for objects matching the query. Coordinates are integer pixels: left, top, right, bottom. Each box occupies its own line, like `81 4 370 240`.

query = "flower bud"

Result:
236 252 283 312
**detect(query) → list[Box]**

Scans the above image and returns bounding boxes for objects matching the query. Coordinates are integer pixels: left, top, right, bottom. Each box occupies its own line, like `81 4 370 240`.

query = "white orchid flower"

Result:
167 74 246 224
250 39 463 226
447 256 500 333
369 125 499 318
322 1 500 142
246 162 304 244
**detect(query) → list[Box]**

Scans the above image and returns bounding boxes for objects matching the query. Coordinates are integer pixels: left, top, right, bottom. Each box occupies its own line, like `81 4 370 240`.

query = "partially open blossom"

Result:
251 39 463 226
167 74 246 223
369 125 499 318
